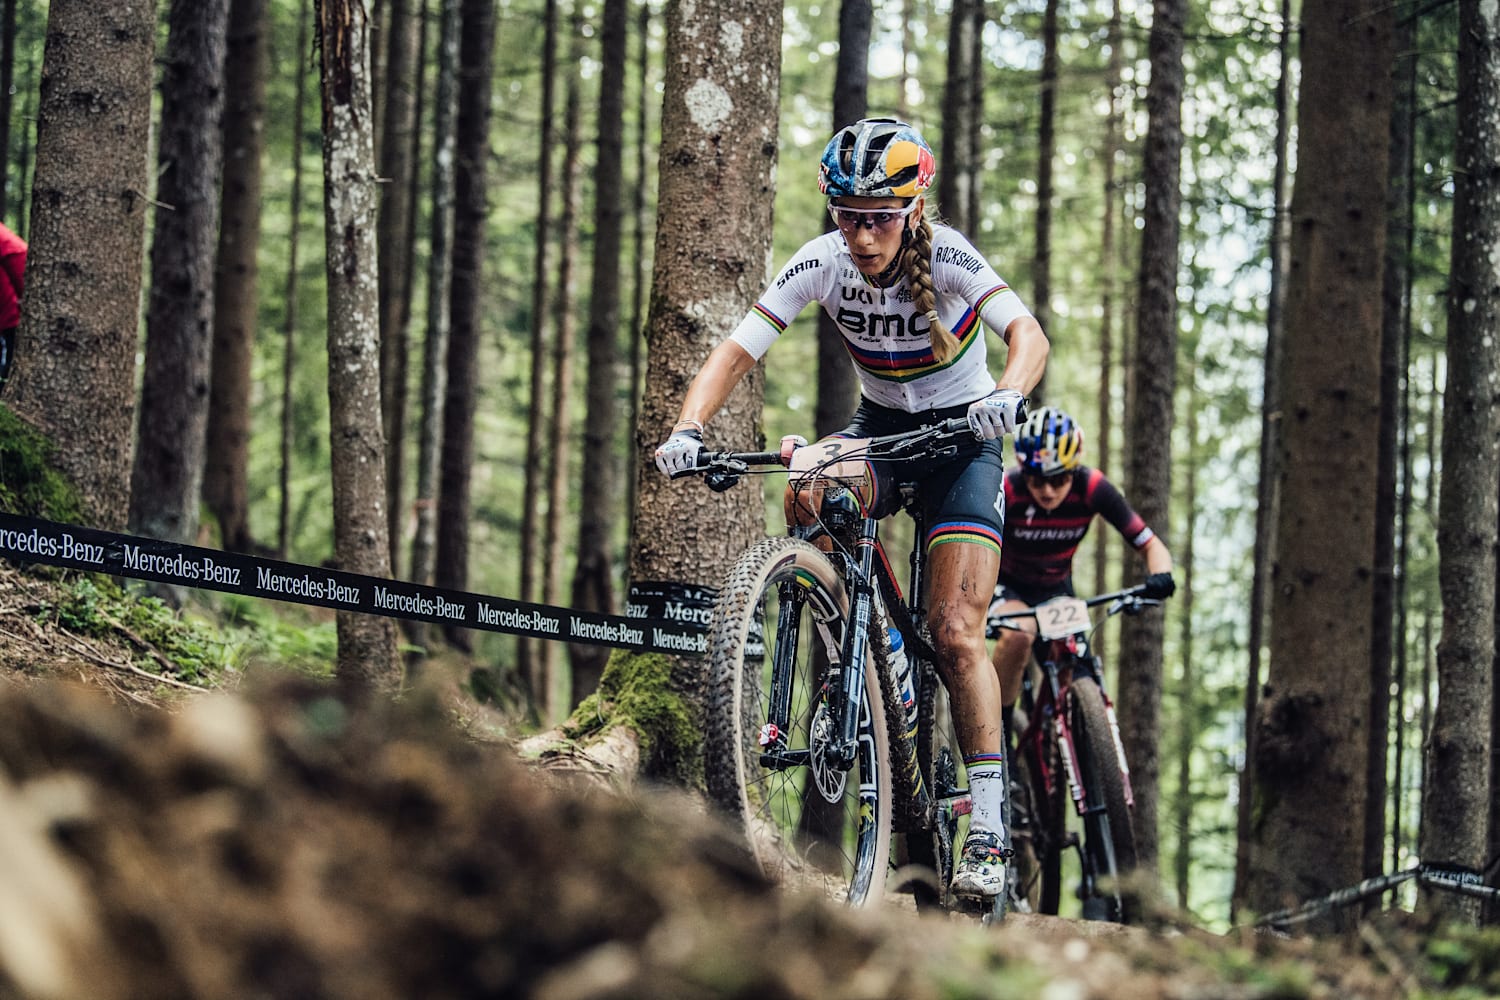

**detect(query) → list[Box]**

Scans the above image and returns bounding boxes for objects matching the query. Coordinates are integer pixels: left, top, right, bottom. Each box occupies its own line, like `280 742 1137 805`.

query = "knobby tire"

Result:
703 536 893 907
1069 675 1138 922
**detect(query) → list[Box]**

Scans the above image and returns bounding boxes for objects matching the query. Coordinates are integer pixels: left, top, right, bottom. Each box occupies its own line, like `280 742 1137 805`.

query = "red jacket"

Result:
0 222 26 330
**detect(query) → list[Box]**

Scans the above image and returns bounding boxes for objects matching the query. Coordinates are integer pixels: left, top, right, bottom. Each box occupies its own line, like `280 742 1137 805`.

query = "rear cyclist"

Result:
989 406 1175 711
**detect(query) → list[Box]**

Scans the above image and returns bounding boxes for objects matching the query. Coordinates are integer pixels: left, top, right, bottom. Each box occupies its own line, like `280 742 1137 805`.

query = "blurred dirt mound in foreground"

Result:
0 676 940 1000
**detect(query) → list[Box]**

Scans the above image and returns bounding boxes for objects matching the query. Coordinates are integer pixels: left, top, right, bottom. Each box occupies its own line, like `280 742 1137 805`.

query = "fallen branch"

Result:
56 628 207 693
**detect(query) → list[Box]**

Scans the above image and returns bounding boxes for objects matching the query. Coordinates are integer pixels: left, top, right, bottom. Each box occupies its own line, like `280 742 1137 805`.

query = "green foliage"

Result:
210 591 338 678
34 575 237 684
1425 925 1500 996
0 406 86 523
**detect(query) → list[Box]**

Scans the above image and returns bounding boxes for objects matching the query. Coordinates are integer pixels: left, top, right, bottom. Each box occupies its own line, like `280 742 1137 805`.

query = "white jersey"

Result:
728 225 1033 411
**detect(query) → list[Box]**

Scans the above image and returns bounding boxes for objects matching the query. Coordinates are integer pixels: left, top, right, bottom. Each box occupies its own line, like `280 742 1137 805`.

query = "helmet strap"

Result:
875 250 905 287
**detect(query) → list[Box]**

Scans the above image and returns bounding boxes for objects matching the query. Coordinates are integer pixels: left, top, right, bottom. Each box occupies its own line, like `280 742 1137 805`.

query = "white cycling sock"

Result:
964 753 1007 842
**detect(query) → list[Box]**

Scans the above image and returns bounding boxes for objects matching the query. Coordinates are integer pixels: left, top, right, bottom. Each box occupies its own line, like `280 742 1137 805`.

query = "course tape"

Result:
1255 861 1500 930
0 512 708 656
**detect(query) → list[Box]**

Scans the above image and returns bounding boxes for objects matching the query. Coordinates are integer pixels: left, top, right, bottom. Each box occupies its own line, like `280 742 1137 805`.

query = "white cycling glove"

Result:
654 428 703 477
966 388 1026 440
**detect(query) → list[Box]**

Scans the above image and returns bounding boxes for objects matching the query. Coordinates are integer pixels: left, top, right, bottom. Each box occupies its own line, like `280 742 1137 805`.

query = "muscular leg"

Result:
990 597 1037 706
928 540 1013 895
926 541 1002 761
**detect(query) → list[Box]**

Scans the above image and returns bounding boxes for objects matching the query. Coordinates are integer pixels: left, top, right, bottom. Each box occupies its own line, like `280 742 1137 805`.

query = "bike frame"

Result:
1018 632 1134 816
697 420 968 780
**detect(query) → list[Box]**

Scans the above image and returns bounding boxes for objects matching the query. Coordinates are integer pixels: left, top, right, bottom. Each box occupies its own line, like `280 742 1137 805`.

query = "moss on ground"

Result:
565 649 703 786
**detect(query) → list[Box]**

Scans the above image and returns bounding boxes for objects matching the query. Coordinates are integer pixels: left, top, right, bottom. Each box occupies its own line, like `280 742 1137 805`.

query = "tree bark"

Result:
206 0 270 555
1232 0 1293 919
617 0 781 765
1246 0 1394 926
937 0 976 234
377 0 421 576
129 0 231 554
279 0 313 560
8 2 155 531
570 0 630 708
409 0 459 603
1030 0 1057 404
1420 0 1499 925
435 0 496 651
813 0 868 440
1115 0 1185 875
519 0 559 685
316 0 401 693
540 16 584 722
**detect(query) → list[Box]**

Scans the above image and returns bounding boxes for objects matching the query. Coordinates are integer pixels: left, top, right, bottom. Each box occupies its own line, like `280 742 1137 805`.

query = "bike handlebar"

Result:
987 585 1164 636
674 416 979 482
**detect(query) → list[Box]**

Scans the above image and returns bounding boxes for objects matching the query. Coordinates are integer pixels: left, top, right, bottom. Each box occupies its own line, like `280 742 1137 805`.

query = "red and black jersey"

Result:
999 466 1155 588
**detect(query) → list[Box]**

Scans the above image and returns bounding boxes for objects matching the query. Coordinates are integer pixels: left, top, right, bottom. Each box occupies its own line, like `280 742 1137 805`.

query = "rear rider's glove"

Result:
654 428 703 477
966 388 1026 440
1142 572 1176 600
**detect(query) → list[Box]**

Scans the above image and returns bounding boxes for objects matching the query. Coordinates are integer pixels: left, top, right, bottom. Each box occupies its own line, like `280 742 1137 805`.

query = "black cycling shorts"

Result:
830 397 1007 555
993 575 1075 609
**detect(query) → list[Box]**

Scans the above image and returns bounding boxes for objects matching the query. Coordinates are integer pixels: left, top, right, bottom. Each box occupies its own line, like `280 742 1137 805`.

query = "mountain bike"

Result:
678 417 1013 921
987 586 1161 922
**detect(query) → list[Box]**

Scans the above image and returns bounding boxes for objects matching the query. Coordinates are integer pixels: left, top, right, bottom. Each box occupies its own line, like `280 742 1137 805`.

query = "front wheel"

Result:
1068 675 1138 922
703 536 893 907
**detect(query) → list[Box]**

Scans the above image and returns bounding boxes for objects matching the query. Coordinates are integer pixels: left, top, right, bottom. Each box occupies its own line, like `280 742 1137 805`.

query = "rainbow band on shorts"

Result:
926 521 1002 556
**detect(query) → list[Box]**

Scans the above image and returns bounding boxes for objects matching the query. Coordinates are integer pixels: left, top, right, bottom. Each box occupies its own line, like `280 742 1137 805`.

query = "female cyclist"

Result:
654 117 1049 901
989 406 1175 710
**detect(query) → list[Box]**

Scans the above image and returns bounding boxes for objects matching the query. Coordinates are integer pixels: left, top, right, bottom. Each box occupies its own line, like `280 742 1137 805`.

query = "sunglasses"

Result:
827 202 918 233
1023 470 1072 489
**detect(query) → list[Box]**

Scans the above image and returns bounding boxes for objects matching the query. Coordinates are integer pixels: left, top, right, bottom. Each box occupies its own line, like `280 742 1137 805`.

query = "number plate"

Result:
1034 596 1089 640
783 437 875 526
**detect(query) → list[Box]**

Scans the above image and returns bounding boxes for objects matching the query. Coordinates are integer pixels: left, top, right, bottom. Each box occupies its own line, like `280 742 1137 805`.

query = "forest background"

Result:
0 0 1486 936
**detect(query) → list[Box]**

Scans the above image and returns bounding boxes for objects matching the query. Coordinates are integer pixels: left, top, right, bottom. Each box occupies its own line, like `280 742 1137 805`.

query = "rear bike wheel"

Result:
1068 675 1137 922
703 536 893 907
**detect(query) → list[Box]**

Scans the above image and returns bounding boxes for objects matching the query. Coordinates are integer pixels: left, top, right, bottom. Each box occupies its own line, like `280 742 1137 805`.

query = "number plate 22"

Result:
1035 596 1089 640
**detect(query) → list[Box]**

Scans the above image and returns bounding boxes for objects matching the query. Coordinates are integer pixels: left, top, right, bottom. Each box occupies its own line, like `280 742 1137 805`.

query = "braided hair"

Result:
901 216 961 364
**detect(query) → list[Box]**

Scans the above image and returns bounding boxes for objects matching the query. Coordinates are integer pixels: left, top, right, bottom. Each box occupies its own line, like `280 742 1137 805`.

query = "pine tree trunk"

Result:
540 21 584 723
519 0 559 685
622 0 651 542
377 0 421 576
1420 0 1500 924
1115 0 1185 874
938 0 976 234
569 0 630 708
0 0 15 221
279 0 312 560
409 0 459 602
1175 391 1198 910
316 0 401 693
435 0 496 652
129 0 231 553
1367 0 1420 892
9 1 155 531
1232 0 1292 918
1246 0 1393 925
813 0 868 440
1030 0 1056 403
206 0 269 555
623 0 781 740
1093 0 1122 626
